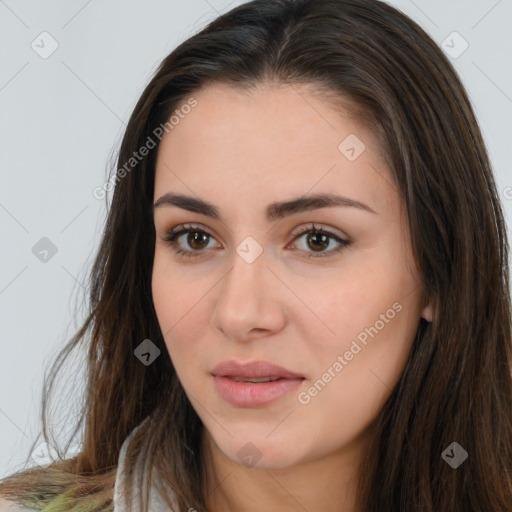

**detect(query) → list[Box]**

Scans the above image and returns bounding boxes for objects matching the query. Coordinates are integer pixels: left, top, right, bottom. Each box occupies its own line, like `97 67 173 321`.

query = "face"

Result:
151 82 432 471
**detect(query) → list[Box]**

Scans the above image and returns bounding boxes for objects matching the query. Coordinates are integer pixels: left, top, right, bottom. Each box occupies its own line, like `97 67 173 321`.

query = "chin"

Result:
218 435 301 470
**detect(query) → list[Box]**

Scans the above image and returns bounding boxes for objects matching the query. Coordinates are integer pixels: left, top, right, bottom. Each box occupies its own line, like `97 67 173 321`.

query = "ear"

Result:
421 302 433 323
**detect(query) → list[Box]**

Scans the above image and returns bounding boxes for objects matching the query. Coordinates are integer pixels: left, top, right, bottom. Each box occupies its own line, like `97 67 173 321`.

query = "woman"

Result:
1 0 511 510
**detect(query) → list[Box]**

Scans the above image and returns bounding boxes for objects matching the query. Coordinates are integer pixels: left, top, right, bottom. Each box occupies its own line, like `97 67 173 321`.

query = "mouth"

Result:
211 359 305 380
211 360 305 407
228 376 285 383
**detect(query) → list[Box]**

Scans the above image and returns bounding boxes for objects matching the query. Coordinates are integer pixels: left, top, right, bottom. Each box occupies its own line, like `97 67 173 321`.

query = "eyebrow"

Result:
153 192 377 220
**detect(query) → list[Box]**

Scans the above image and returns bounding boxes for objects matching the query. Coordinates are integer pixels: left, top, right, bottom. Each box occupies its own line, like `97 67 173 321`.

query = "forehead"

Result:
153 82 395 218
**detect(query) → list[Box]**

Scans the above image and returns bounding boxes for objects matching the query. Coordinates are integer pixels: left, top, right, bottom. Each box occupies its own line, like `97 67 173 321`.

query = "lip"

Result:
211 360 305 380
211 360 305 408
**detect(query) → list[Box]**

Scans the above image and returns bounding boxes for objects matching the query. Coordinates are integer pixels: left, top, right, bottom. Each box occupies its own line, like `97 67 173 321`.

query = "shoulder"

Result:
0 497 37 511
114 418 180 510
113 419 151 508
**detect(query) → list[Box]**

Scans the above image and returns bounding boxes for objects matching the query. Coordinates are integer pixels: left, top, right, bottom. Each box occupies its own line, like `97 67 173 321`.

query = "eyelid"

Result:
162 222 222 246
162 222 349 244
289 222 349 242
163 222 213 236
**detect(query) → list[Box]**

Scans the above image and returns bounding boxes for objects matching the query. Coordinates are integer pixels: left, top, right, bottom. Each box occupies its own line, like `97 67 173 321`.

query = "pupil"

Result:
308 233 328 251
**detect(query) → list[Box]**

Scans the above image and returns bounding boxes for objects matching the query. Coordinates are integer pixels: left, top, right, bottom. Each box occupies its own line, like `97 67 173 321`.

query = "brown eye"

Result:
161 223 221 258
290 225 350 259
306 232 330 252
185 231 210 250
161 222 350 260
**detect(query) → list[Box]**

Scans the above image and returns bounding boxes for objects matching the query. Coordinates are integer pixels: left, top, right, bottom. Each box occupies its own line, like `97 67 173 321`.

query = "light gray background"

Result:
1 0 511 478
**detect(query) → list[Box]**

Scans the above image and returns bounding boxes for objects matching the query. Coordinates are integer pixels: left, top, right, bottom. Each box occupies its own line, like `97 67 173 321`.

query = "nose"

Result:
210 244 287 343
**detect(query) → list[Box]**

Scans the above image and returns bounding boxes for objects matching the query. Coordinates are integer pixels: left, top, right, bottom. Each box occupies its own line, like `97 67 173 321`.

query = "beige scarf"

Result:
113 422 179 511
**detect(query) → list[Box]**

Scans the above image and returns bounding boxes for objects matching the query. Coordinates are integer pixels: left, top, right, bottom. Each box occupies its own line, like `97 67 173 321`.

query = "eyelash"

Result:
160 223 350 260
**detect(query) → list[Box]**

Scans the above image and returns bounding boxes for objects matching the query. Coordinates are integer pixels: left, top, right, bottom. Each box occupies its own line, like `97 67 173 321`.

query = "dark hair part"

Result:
1 0 511 510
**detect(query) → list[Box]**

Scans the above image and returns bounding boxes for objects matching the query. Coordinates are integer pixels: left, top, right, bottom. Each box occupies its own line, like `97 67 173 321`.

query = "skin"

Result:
152 81 432 512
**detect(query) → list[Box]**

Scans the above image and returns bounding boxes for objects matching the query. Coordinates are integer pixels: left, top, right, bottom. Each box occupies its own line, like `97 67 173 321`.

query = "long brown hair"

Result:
1 0 511 510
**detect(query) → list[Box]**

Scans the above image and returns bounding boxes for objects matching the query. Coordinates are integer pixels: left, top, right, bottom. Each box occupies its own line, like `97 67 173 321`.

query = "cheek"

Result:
152 250 203 333
151 255 213 374
297 301 418 447
298 258 408 351
296 254 420 405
